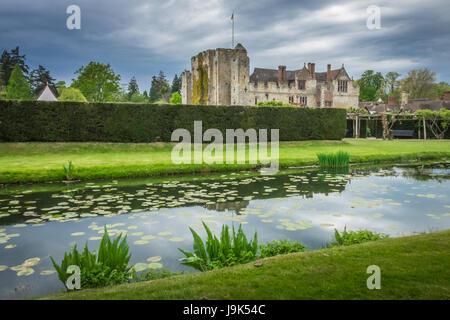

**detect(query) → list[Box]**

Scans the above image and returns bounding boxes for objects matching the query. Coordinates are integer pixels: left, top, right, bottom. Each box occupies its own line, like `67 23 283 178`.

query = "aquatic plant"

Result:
178 222 258 271
316 151 350 169
329 226 388 247
63 160 74 180
259 239 306 258
50 227 131 289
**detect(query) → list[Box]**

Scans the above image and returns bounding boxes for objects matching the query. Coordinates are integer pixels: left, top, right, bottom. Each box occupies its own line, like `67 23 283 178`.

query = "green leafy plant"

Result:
50 227 131 289
63 160 74 180
128 268 184 283
329 226 388 247
178 222 258 271
259 239 306 258
317 151 350 169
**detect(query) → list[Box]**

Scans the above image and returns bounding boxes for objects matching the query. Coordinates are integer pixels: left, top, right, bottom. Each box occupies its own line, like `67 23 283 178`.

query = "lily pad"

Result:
40 270 56 276
146 256 162 262
169 237 184 242
148 262 163 269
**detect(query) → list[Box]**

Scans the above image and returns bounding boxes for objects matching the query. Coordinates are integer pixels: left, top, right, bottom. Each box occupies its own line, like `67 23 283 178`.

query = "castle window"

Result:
325 101 332 107
298 80 306 90
265 93 269 100
255 97 258 105
338 80 348 92
299 96 307 105
289 96 294 103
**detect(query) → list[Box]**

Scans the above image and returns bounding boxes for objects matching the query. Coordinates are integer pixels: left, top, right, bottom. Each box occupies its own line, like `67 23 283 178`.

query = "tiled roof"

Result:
250 67 344 83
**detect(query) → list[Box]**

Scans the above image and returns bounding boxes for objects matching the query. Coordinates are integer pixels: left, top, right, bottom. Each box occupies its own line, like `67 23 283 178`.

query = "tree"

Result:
415 108 450 139
71 62 121 102
149 71 171 102
0 46 29 86
127 76 139 100
357 70 384 101
29 65 56 96
171 74 182 93
434 81 450 99
401 68 437 99
0 65 6 99
384 72 401 94
170 92 182 104
58 87 87 102
55 80 67 94
129 92 148 103
6 64 32 100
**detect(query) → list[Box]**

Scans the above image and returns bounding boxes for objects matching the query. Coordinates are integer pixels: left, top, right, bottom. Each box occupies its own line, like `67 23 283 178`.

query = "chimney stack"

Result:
311 63 315 78
443 91 450 101
401 91 409 106
327 64 331 82
278 65 286 83
307 63 311 74
388 96 396 105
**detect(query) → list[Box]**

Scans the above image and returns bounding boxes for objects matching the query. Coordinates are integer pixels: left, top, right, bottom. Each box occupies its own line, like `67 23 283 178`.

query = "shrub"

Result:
259 239 306 258
50 227 131 289
170 92 182 105
0 100 347 142
257 100 295 107
58 87 87 102
178 222 258 271
63 160 74 180
317 151 350 168
329 227 388 247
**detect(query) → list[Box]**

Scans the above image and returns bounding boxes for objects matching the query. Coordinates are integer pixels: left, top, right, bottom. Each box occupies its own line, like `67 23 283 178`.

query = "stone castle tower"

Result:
181 43 249 105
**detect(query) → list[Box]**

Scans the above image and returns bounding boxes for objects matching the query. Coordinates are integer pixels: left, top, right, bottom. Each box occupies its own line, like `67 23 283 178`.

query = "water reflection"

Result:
0 164 449 299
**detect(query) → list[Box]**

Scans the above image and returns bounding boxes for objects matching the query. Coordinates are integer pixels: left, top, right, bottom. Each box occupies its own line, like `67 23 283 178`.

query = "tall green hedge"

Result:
0 100 346 142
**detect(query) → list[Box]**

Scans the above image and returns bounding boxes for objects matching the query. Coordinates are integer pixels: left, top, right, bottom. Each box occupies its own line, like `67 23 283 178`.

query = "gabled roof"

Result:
249 65 349 83
37 84 58 101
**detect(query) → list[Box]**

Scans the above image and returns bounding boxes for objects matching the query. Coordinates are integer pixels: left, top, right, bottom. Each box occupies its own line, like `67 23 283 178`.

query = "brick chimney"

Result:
326 64 331 82
443 91 450 101
278 65 286 83
388 96 396 105
310 63 315 78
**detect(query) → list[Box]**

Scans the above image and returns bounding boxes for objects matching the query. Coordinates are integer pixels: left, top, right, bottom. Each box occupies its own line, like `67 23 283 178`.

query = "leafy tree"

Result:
434 81 450 99
171 74 182 93
129 92 148 103
0 65 6 99
401 68 437 99
29 65 56 96
0 46 29 86
149 71 171 102
127 76 139 100
58 87 87 102
170 92 182 104
357 70 384 101
71 62 121 102
6 64 32 100
55 80 67 94
384 72 401 94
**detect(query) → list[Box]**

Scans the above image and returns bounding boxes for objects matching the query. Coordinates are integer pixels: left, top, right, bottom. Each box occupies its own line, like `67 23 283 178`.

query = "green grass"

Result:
41 230 450 300
1 139 449 184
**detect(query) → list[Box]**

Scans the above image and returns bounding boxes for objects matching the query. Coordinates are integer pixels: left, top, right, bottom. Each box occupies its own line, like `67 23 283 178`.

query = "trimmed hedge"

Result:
0 100 346 142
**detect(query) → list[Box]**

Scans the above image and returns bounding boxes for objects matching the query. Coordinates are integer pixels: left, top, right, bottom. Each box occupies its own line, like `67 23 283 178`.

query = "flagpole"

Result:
232 11 234 48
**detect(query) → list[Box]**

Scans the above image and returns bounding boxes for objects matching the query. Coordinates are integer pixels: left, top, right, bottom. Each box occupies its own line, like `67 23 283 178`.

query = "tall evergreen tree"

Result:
29 65 56 96
171 74 182 93
6 64 32 100
0 65 6 99
127 76 139 100
149 71 171 102
0 46 29 86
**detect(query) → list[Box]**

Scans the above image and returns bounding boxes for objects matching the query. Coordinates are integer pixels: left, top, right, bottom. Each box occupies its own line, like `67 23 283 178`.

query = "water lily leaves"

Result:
132 263 149 272
131 232 144 237
0 265 8 272
367 213 384 220
426 213 440 219
141 235 156 241
148 262 163 269
17 268 34 276
5 244 16 249
13 224 26 228
169 237 184 242
158 231 172 236
133 240 149 245
146 256 162 262
70 232 85 236
22 257 40 267
40 270 56 276
88 236 102 241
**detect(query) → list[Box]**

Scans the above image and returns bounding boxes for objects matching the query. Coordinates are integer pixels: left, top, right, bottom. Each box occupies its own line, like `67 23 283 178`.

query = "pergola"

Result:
346 112 428 139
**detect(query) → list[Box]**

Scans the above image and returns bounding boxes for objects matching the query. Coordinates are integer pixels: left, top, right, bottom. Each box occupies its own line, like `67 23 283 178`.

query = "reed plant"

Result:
179 222 258 271
316 151 350 168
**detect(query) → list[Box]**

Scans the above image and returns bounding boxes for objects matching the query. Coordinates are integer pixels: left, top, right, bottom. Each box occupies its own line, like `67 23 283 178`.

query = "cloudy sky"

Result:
1 0 449 90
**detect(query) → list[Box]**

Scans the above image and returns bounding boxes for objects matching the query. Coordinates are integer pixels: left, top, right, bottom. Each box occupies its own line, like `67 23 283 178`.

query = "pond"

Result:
0 164 449 299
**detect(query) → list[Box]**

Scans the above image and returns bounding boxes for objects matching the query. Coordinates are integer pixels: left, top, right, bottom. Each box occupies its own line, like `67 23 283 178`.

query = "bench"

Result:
390 130 414 138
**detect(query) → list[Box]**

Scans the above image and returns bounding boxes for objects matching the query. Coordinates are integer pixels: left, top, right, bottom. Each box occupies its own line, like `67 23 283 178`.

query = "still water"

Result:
0 164 449 299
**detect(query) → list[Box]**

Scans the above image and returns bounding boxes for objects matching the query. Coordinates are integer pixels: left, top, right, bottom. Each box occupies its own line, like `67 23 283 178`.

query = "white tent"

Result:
37 84 57 101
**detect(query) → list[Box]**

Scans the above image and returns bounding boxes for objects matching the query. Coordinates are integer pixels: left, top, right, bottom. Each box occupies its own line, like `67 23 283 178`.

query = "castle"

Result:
181 43 359 108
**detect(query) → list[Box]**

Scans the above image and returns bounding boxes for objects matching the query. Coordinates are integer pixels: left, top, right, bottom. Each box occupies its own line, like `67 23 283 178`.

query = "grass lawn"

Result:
0 139 449 184
42 230 450 300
